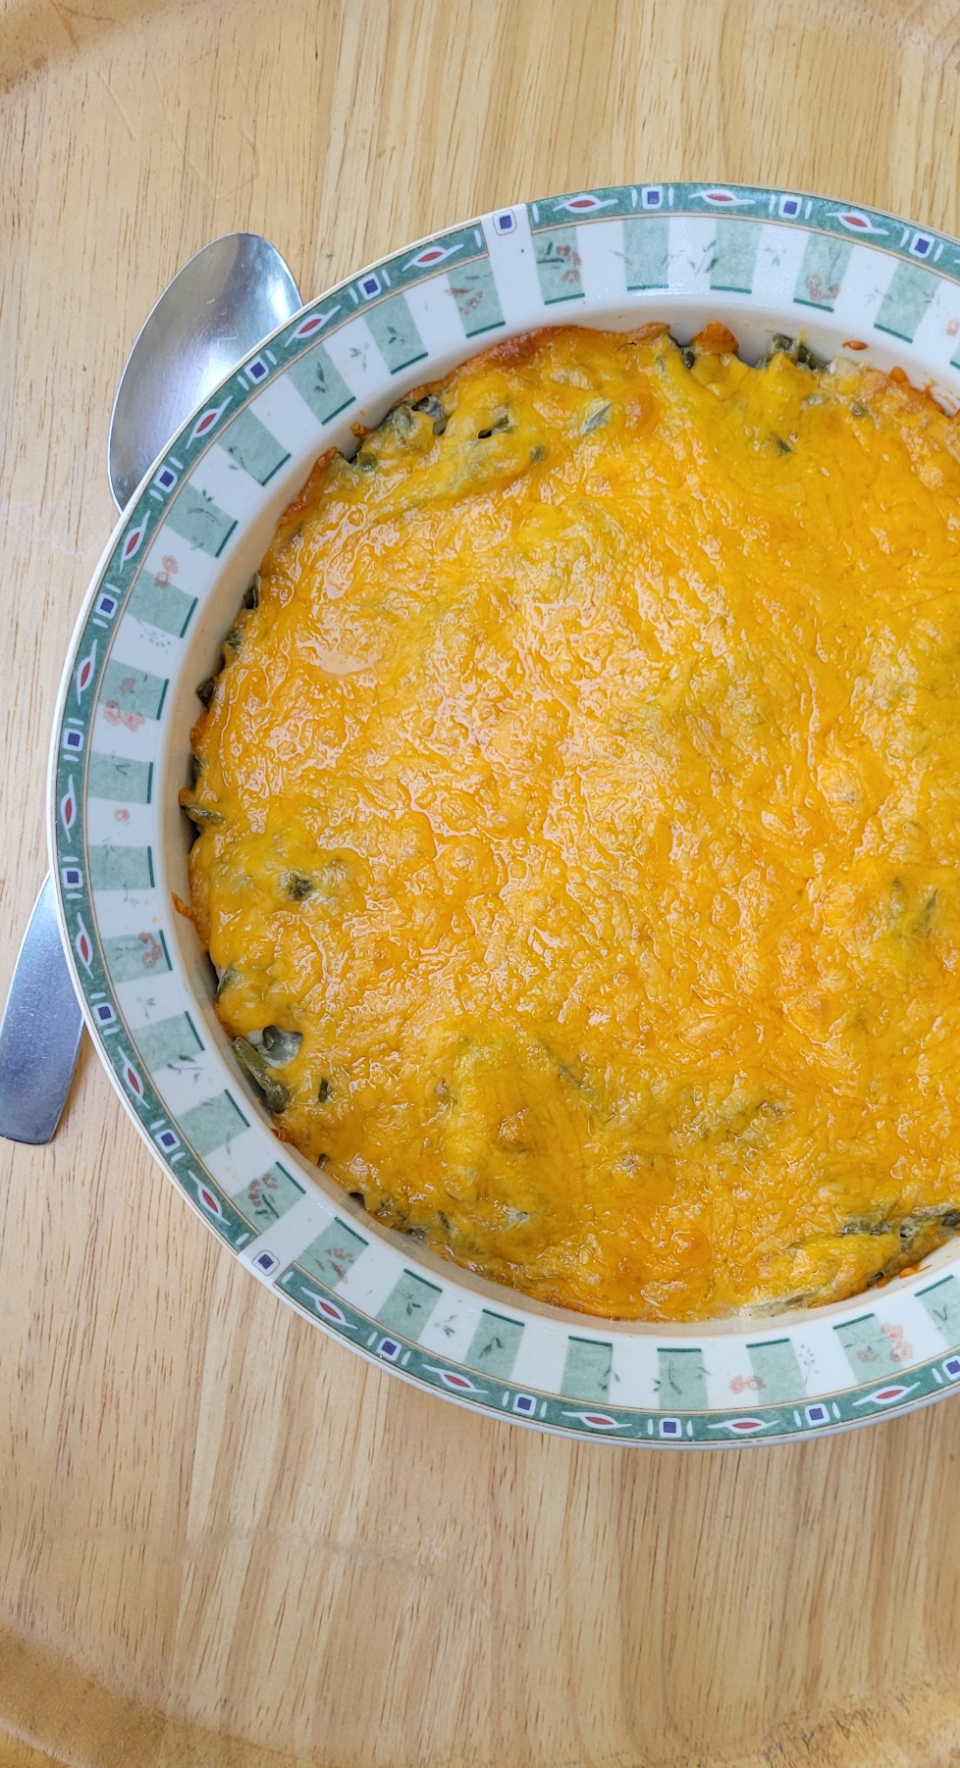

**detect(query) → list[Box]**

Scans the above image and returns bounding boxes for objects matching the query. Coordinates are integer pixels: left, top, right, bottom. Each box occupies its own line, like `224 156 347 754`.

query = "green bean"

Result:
414 393 447 434
583 401 612 434
260 1025 303 1066
232 1037 290 1114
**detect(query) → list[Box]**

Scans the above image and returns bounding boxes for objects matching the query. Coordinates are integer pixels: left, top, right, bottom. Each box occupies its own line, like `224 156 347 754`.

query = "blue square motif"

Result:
659 1417 681 1437
910 232 933 258
96 593 118 617
944 1356 960 1380
62 866 82 888
779 195 801 218
641 186 662 209
806 1403 829 1424
360 274 381 299
378 1337 401 1360
513 1393 536 1414
494 212 515 234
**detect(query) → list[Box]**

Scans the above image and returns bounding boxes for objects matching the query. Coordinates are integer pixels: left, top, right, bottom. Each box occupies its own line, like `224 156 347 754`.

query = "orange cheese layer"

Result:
184 324 960 1321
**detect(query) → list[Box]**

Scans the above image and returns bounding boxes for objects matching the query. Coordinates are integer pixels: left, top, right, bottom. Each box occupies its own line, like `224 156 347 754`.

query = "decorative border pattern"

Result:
51 183 960 1446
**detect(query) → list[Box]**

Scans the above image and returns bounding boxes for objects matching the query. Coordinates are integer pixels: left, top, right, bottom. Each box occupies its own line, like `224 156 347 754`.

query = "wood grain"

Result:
4 1 960 1762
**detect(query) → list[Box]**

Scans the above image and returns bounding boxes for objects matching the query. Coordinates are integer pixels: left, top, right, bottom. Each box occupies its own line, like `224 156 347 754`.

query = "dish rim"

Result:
49 179 960 1446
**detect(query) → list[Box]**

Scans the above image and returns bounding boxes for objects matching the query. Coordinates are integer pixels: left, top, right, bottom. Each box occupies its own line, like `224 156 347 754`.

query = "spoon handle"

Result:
0 875 83 1144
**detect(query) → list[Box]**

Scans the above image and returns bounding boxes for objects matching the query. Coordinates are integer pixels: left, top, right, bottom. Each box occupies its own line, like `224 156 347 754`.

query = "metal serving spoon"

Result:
0 235 303 1144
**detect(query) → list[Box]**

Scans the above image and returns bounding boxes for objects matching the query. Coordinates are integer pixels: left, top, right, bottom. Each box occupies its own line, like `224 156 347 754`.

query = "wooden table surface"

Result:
5 1 960 1763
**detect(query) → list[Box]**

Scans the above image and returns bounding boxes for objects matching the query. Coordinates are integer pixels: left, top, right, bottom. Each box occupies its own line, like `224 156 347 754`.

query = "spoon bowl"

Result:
108 234 301 510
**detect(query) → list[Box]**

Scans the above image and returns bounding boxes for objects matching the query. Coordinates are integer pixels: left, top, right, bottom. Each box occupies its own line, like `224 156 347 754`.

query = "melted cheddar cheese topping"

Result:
183 324 960 1321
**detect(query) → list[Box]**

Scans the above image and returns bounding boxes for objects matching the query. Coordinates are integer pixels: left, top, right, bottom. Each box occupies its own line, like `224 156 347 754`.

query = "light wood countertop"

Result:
3 2 960 1761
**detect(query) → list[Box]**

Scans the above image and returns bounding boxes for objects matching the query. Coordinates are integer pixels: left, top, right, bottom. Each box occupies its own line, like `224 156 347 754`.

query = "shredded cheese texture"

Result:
183 323 960 1321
